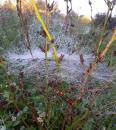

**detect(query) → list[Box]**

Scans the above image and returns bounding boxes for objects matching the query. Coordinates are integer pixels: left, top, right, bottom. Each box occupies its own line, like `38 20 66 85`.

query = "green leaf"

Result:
13 120 20 127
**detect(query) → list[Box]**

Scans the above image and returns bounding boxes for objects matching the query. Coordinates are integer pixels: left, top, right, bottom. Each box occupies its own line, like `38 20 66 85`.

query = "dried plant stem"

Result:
83 61 97 86
103 0 114 32
103 9 110 32
16 0 33 58
83 28 116 87
100 28 116 57
44 0 49 122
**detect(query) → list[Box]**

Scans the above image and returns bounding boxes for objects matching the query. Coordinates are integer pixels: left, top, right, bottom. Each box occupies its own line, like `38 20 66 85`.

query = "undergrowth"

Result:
0 0 116 130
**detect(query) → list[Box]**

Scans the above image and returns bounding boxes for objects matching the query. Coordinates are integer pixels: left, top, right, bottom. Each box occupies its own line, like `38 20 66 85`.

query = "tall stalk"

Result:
44 0 49 122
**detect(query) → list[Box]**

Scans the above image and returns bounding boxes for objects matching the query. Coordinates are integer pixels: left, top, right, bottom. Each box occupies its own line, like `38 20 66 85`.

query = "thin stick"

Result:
44 0 49 123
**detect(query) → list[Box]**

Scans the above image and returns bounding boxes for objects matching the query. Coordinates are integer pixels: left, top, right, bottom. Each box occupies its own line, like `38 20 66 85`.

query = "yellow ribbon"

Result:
31 0 52 41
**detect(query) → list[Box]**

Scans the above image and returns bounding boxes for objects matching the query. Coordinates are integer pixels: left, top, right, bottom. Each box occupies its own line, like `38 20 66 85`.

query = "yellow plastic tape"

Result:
31 0 59 65
31 0 52 41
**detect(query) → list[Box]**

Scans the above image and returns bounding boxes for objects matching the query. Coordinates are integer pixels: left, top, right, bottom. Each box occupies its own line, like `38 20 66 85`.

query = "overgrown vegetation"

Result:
0 0 116 130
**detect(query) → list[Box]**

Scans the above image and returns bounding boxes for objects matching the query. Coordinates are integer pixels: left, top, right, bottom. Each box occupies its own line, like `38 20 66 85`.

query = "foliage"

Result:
0 0 116 130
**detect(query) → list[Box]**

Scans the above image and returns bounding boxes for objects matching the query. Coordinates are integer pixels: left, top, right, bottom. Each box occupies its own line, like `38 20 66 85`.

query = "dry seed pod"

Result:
56 90 64 96
32 112 37 122
18 78 23 91
39 27 47 38
97 52 104 62
19 70 24 79
58 54 64 63
39 46 45 53
80 88 85 96
80 54 84 65
66 99 74 106
50 39 54 43
39 44 49 53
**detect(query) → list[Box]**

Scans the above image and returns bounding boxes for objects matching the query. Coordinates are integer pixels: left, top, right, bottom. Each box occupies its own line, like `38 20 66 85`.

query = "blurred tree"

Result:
108 16 116 29
0 0 19 48
94 13 116 30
